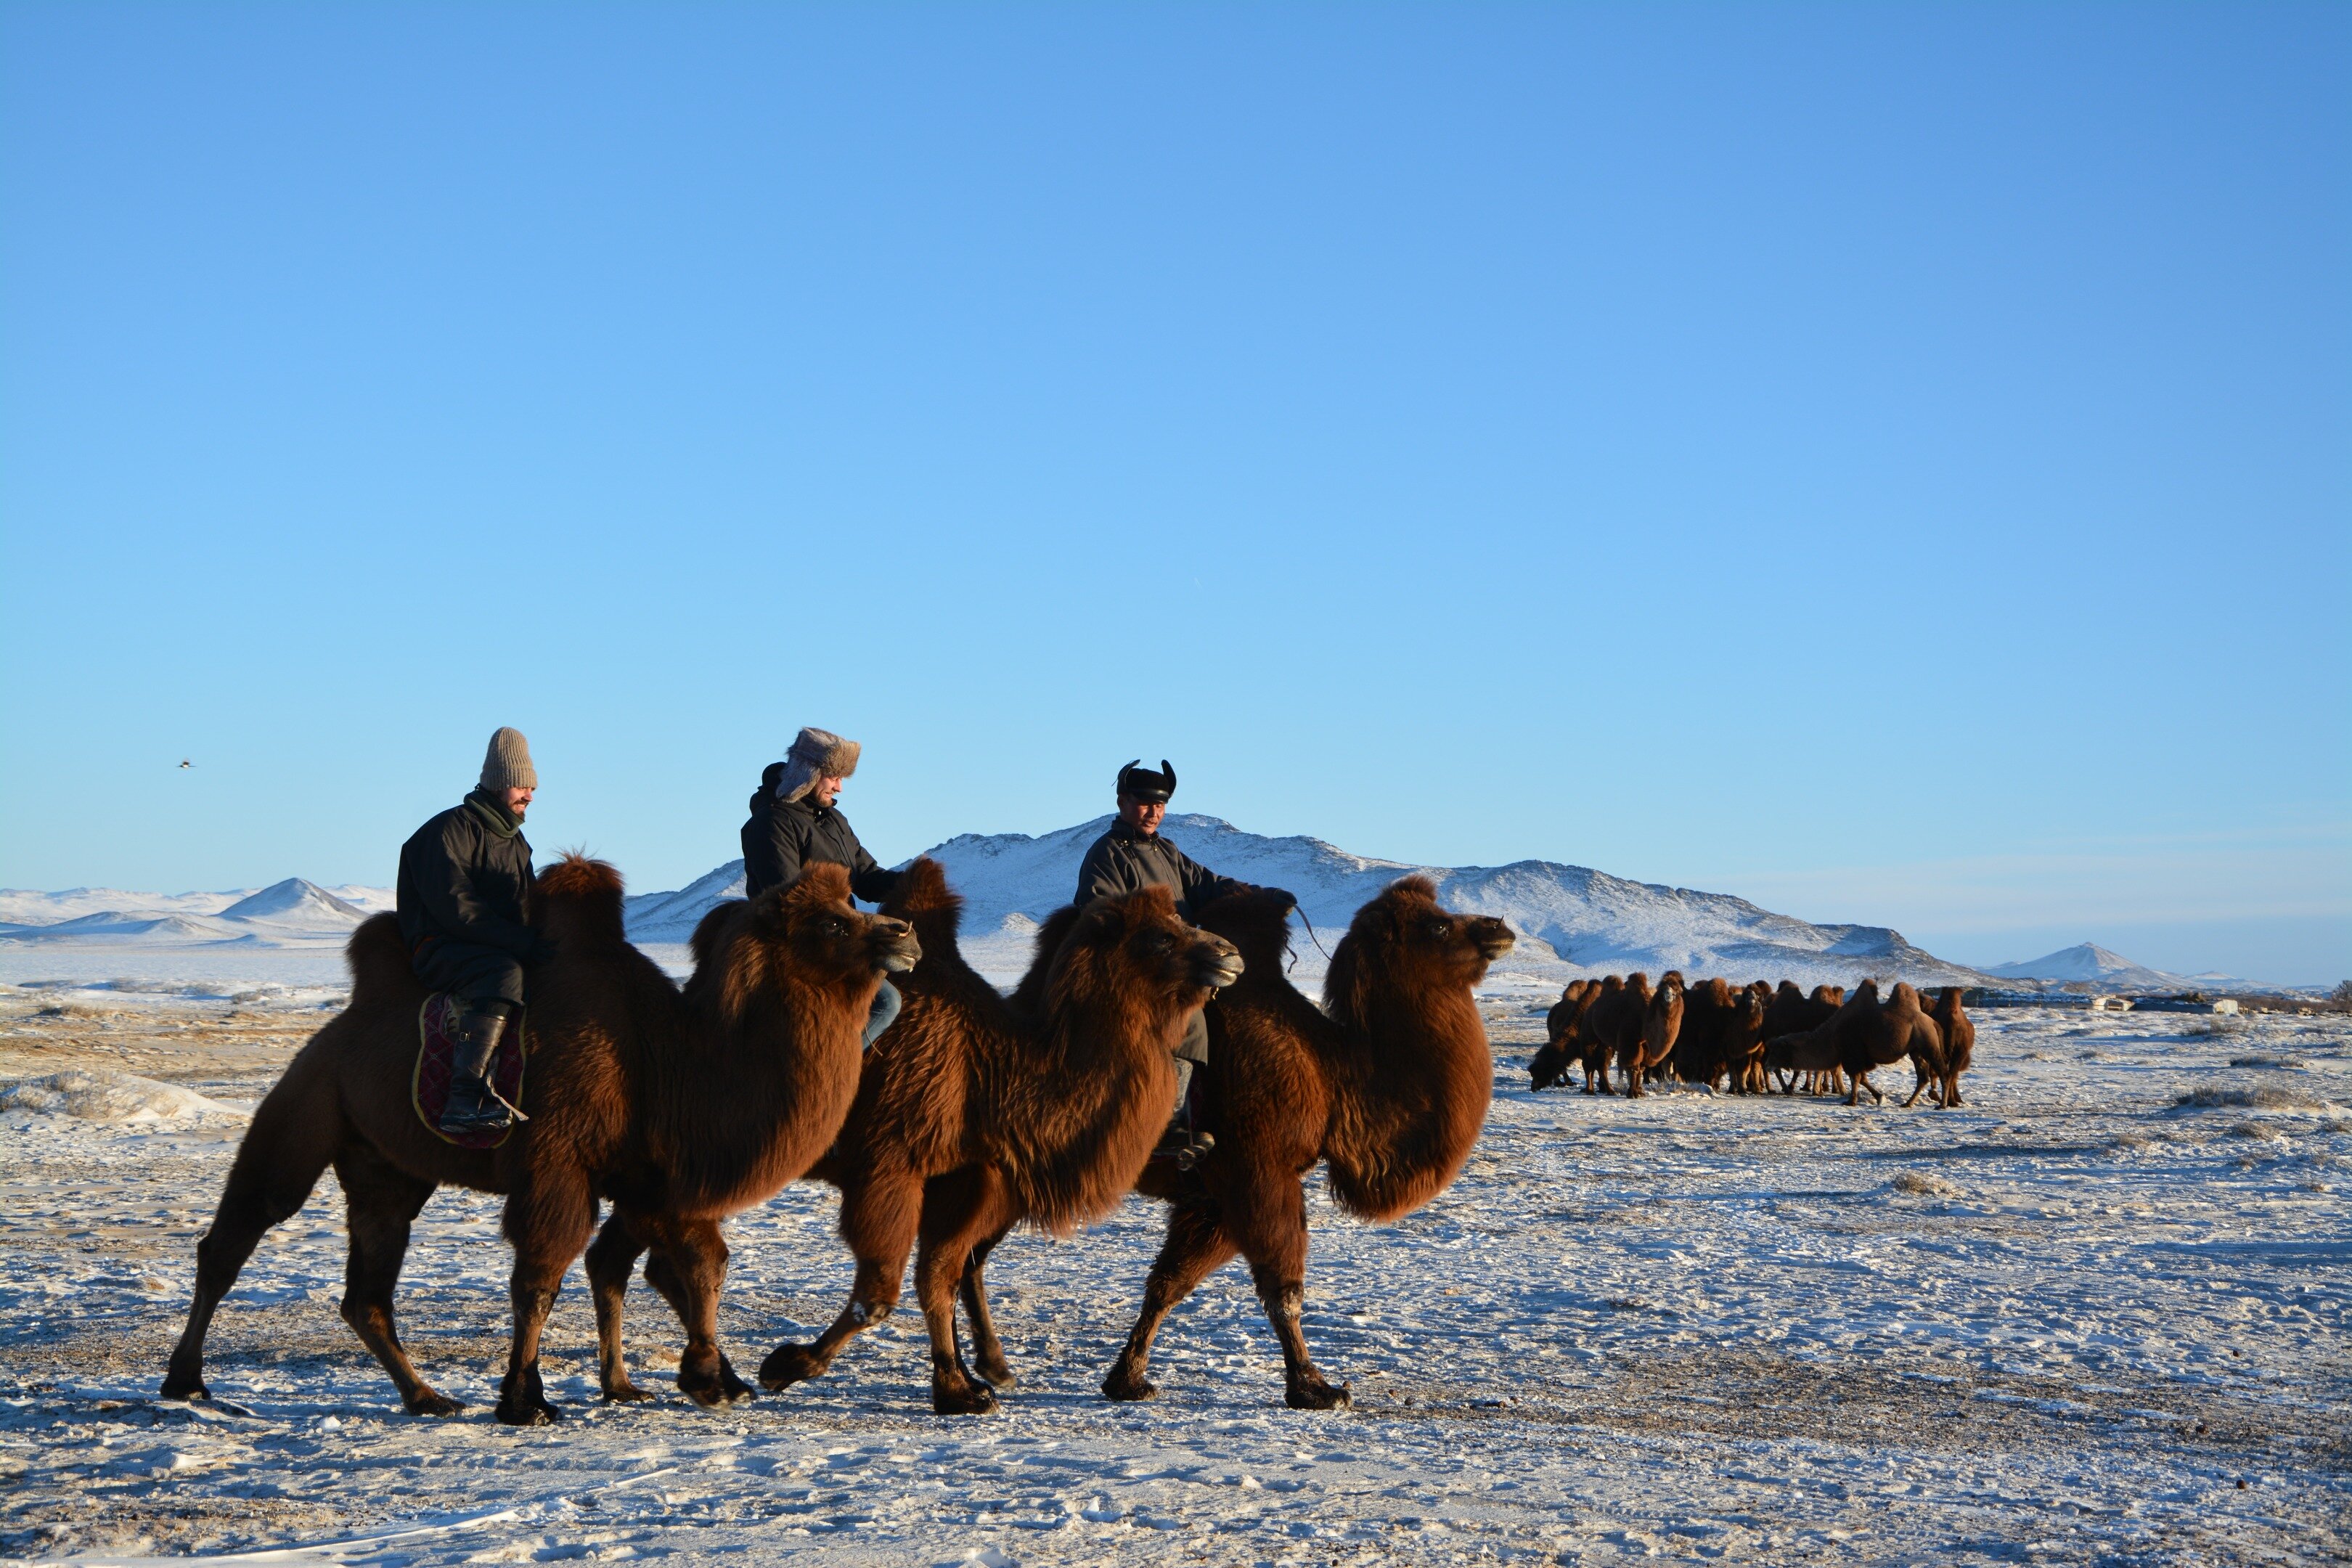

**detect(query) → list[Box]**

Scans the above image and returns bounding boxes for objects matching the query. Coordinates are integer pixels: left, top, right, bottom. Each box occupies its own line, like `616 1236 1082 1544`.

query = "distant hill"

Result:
1985 942 2250 994
624 814 2001 990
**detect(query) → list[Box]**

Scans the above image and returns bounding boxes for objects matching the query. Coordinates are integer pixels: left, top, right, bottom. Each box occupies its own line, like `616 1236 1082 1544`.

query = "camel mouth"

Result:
1471 921 1516 961
1193 941 1246 992
873 926 922 974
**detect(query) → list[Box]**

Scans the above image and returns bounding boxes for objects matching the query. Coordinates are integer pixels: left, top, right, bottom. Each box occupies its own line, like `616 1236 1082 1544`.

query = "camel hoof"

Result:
933 1381 998 1416
976 1363 1018 1391
1285 1376 1351 1411
601 1381 656 1404
1101 1367 1159 1402
159 1373 208 1403
496 1397 563 1427
682 1356 755 1408
758 1342 822 1392
405 1389 465 1418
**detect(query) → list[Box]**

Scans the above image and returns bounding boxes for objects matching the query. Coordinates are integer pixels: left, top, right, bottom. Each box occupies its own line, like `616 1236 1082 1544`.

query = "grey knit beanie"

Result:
776 726 860 804
479 727 538 792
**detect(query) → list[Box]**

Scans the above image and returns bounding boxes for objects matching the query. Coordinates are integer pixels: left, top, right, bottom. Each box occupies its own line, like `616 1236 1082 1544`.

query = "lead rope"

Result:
1289 905 1334 973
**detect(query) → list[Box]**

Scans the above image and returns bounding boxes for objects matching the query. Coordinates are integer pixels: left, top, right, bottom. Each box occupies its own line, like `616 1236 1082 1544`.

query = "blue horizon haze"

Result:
2 4 2345 985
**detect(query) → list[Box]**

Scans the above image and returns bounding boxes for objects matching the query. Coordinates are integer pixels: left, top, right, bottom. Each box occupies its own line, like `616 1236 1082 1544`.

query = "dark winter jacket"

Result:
742 787 901 903
396 791 540 961
1074 820 1242 921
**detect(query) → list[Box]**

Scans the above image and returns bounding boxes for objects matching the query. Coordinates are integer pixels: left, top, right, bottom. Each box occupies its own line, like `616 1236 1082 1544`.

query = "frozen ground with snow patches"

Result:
1 989 2346 1566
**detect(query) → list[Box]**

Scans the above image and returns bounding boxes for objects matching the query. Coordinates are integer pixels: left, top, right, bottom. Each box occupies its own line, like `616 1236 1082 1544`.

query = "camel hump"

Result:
1195 886 1294 971
1010 903 1086 1018
538 852 626 946
346 913 413 1003
1887 981 1920 1011
689 899 748 971
881 857 957 920
881 857 964 953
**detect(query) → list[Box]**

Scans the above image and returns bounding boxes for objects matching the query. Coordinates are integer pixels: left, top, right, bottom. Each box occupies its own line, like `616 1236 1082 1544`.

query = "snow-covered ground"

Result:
1 988 2346 1566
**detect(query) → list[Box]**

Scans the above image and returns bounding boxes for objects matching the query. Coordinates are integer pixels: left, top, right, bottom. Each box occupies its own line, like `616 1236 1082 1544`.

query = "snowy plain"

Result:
1 975 2346 1567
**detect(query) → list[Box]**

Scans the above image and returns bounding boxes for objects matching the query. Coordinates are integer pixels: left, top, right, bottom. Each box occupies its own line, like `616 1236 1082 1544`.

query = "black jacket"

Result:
396 791 539 960
1074 820 1241 921
742 787 900 903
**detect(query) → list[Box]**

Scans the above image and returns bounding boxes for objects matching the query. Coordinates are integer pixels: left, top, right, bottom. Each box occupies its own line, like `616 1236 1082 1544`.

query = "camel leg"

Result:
760 1169 918 1392
1229 1178 1349 1410
584 1214 656 1402
496 1165 598 1426
162 1081 341 1402
958 1229 1017 1389
1103 1201 1238 1402
1901 1056 1932 1108
1944 1071 1964 1108
914 1169 1015 1415
332 1148 460 1416
631 1214 752 1408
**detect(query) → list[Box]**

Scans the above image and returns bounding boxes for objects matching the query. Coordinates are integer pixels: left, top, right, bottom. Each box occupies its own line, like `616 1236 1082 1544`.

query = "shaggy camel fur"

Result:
1783 979 1933 1106
1621 971 1683 1096
1728 981 1774 1093
1675 978 1736 1090
1763 982 1847 1095
161 858 915 1426
1766 1026 1834 1091
1084 878 1514 1410
1528 979 1592 1091
756 860 1244 1415
1580 973 1651 1095
1903 987 1976 1108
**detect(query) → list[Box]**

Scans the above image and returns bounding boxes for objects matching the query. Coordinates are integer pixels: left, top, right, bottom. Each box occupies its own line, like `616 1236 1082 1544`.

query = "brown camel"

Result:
1728 981 1773 1093
1763 981 1846 1095
1528 979 1592 1090
161 858 915 1426
1580 973 1650 1095
753 859 1244 1415
1675 977 1736 1090
1771 979 1933 1106
1903 987 1976 1108
1077 878 1514 1410
1621 971 1683 1096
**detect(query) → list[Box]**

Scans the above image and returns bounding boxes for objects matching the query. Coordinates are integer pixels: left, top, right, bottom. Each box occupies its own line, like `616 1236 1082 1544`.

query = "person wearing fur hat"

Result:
1075 759 1273 1167
742 726 904 1047
397 727 551 1136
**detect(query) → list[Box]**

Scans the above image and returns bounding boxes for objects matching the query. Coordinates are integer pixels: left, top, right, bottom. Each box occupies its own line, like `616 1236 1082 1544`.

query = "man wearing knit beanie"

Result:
396 727 551 1135
742 726 905 1048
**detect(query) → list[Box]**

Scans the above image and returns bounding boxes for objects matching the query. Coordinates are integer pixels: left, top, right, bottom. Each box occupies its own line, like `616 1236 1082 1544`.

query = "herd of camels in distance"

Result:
156 850 1975 1424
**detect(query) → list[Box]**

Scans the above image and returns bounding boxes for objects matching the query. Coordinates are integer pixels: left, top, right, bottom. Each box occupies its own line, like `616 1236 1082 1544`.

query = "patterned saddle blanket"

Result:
411 995 528 1150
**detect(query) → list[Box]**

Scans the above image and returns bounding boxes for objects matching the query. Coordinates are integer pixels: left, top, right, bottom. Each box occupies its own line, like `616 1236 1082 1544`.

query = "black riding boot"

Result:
1161 1056 1215 1172
439 1007 523 1135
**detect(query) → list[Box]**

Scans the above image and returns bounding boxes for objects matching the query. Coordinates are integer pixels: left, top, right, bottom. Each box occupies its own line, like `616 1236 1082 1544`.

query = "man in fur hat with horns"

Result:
398 726 550 1136
743 726 904 1048
1075 759 1259 1166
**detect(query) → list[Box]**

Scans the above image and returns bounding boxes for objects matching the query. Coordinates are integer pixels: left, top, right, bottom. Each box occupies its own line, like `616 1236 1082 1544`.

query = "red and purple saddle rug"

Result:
411 995 528 1150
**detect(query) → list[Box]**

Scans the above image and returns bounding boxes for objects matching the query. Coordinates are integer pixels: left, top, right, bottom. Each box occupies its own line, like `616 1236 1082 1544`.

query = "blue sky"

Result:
2 3 2345 984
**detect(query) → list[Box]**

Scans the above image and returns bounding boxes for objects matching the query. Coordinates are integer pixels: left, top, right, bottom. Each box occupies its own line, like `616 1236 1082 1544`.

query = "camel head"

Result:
722 863 920 995
1053 886 1244 1030
1657 970 1685 1000
1736 987 1768 1027
1328 878 1515 1019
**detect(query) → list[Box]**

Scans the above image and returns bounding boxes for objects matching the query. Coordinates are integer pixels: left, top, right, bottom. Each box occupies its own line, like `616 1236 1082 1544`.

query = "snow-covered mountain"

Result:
1983 942 2250 994
0 878 384 947
623 814 2000 990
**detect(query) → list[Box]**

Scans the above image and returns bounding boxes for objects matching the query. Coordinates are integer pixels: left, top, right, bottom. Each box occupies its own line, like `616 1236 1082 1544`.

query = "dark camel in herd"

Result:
161 857 917 1424
1530 972 1649 1095
750 859 1244 1414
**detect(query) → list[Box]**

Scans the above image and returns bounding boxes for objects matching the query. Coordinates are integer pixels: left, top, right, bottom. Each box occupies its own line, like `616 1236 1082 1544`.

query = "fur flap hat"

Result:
478 727 537 792
1116 759 1177 804
777 726 862 804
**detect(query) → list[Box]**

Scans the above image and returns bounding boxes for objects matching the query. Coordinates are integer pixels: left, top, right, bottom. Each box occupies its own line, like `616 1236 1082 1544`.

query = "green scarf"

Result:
464 788 522 838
